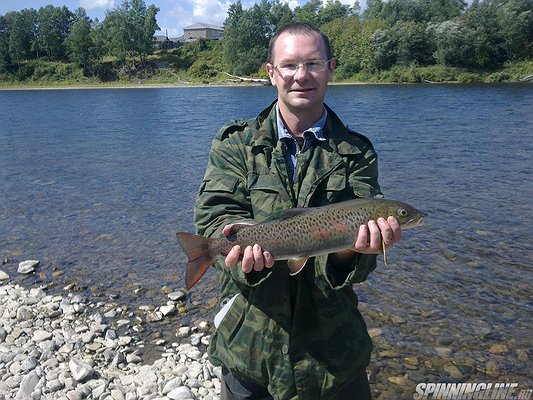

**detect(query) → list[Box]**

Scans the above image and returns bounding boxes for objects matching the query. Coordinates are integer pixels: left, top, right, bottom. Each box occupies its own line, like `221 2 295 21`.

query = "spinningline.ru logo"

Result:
413 382 532 399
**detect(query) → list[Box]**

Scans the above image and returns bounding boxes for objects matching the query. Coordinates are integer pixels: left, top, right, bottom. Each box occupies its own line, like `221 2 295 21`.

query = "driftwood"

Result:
520 74 533 82
216 71 270 85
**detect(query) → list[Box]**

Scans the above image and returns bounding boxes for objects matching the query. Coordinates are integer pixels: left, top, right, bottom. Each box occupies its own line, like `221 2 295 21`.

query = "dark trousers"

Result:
221 366 372 400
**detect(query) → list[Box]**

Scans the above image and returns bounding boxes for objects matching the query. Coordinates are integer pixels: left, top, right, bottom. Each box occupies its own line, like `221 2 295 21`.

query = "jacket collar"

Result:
252 100 360 156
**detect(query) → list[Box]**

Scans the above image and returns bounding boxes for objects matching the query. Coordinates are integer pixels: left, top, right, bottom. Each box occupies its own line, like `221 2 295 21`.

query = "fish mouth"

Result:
403 213 427 229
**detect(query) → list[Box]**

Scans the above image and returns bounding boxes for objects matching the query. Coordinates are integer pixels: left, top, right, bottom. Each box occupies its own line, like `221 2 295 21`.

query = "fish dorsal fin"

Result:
228 223 253 235
288 257 309 275
279 208 309 221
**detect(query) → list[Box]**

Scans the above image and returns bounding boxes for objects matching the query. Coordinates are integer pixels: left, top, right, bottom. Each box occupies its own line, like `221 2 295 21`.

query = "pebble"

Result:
0 282 220 399
488 343 508 354
17 259 40 274
0 270 10 281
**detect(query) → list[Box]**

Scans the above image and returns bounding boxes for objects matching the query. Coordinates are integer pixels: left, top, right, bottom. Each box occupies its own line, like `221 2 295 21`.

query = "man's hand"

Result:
222 224 275 273
354 216 401 254
329 216 402 265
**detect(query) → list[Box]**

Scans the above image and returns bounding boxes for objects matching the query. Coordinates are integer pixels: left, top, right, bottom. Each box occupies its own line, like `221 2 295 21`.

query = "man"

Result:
194 22 401 400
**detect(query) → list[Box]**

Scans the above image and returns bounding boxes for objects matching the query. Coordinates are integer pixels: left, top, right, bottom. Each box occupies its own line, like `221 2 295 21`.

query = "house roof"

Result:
184 23 223 31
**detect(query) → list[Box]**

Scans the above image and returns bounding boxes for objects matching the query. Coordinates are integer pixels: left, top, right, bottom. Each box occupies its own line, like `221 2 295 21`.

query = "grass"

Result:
1 58 532 89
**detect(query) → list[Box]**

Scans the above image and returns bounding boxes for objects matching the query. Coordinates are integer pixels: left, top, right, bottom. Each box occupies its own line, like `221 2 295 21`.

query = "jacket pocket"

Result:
199 174 240 194
324 170 347 202
349 178 381 199
248 172 289 219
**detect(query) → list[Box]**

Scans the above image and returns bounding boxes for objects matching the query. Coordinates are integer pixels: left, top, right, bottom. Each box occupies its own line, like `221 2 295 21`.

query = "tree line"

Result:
0 0 532 82
224 0 533 78
0 0 159 75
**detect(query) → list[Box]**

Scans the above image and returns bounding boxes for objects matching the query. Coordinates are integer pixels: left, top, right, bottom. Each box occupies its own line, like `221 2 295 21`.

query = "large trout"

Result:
176 198 426 289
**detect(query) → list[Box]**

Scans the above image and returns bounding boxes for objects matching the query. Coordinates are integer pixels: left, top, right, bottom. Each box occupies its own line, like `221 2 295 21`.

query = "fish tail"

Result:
176 232 214 289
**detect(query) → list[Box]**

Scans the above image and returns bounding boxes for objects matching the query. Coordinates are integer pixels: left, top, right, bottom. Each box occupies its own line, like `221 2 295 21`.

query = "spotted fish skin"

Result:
176 198 426 289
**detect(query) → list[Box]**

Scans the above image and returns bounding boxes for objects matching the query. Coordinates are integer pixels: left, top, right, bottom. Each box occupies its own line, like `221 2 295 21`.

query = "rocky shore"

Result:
0 261 220 400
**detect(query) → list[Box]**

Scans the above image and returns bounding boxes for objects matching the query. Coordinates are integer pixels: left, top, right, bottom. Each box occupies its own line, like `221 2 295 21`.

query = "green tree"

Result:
223 0 277 75
8 9 37 65
318 0 354 25
102 0 159 69
66 8 93 69
431 19 480 68
269 0 294 33
497 0 533 60
294 0 322 25
0 13 15 71
426 0 466 22
459 1 505 68
38 5 73 60
363 0 385 20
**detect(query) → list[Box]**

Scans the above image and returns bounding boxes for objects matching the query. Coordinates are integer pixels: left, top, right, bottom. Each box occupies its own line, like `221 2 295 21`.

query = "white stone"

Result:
167 386 194 400
160 304 175 316
15 370 40 399
32 330 53 342
162 377 183 394
0 270 10 281
17 260 39 274
177 327 191 338
69 358 94 381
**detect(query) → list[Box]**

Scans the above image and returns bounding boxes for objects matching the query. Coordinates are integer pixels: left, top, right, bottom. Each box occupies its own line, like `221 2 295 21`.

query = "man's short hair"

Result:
268 22 333 63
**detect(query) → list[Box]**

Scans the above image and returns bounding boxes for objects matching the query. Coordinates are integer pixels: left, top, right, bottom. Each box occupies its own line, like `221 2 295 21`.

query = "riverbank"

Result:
2 257 531 399
1 60 532 90
0 262 220 400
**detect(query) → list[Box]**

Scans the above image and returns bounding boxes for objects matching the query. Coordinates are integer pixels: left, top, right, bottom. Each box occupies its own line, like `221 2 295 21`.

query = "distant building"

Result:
183 23 224 42
154 30 182 50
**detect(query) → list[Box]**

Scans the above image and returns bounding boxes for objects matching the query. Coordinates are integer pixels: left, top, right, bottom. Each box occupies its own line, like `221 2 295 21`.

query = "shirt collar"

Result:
276 105 328 142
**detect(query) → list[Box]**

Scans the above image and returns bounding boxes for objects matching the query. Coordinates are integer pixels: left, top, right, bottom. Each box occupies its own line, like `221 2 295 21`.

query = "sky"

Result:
0 0 369 38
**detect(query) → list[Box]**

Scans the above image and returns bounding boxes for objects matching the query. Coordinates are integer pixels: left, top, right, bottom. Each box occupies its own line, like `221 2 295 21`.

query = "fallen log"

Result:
216 71 270 85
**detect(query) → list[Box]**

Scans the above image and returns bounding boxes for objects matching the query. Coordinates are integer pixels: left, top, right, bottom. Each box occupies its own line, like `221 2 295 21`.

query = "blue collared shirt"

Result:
276 106 327 184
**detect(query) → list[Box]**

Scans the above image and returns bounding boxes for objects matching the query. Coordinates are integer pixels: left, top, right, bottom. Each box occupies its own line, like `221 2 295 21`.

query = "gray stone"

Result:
0 269 10 281
15 370 40 399
16 306 34 322
168 291 187 302
167 386 194 400
160 304 176 316
21 355 39 371
162 377 183 395
17 260 40 274
69 358 94 382
32 330 53 342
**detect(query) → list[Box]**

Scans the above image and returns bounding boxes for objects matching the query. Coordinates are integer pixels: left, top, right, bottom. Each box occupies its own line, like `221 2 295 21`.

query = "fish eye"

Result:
398 208 408 217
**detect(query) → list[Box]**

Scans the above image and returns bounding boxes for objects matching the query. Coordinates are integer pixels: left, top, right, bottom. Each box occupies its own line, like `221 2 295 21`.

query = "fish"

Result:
176 198 426 289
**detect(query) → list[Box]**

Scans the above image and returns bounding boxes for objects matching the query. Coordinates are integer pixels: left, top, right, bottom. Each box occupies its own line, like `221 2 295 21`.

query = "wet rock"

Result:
444 364 463 379
489 344 508 354
168 290 187 302
368 328 383 338
0 269 10 281
435 347 452 358
17 260 40 274
160 304 176 316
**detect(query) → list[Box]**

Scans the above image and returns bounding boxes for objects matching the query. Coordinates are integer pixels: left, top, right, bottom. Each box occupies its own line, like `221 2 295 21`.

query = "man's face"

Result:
266 31 335 117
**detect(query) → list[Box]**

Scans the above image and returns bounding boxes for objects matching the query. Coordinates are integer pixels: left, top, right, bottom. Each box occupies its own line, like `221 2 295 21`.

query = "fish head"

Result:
388 201 427 229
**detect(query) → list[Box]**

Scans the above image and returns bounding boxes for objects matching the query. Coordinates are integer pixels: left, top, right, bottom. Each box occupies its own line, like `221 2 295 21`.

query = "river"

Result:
1 84 531 398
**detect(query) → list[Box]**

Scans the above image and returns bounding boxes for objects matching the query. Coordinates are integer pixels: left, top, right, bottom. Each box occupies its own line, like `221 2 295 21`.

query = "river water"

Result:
1 84 531 397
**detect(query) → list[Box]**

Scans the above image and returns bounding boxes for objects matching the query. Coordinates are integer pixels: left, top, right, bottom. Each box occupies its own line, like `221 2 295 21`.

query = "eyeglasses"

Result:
273 59 331 78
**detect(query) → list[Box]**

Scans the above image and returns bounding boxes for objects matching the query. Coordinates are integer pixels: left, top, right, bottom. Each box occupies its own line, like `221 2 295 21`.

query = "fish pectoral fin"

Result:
382 240 387 266
288 257 309 275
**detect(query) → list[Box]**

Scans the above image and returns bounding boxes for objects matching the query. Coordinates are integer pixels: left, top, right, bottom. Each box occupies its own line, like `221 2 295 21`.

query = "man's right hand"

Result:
223 224 275 273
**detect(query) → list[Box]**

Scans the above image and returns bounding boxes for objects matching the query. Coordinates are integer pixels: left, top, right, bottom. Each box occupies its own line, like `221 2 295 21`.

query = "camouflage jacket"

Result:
194 101 382 400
